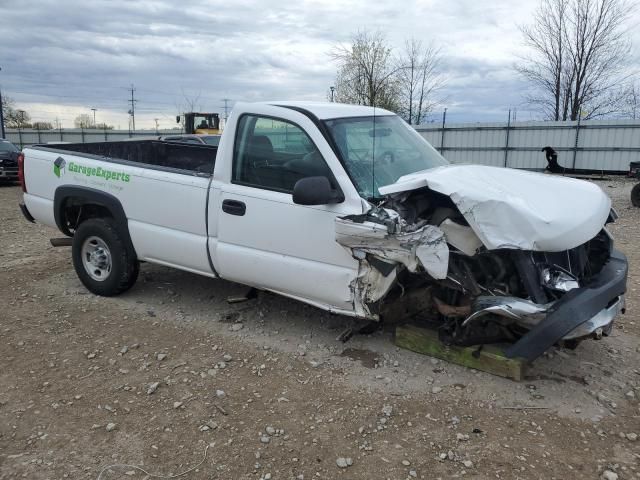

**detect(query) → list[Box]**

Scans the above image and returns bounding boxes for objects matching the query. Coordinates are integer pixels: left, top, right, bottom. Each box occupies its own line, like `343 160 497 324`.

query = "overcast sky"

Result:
1 0 638 129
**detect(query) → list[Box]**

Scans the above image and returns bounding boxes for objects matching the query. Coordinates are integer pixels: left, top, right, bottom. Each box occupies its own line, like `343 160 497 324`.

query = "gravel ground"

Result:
1 178 639 480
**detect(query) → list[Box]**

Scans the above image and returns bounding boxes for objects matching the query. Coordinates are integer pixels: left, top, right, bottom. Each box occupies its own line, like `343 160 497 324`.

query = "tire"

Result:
631 183 640 207
72 218 139 296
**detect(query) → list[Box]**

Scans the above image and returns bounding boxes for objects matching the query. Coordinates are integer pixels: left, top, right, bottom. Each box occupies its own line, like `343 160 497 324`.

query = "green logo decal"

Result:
66 161 131 183
53 157 66 178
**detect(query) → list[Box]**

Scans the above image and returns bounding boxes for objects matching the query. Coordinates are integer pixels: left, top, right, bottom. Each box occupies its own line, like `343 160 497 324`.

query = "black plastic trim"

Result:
505 249 628 362
19 202 35 223
222 199 246 216
203 175 219 277
513 252 548 304
53 185 136 256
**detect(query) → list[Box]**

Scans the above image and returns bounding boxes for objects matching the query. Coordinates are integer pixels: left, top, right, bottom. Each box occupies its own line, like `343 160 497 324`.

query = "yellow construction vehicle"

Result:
177 112 221 134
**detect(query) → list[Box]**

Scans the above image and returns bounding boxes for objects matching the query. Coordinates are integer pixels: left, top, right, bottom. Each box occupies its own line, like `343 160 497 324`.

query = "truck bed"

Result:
35 140 218 176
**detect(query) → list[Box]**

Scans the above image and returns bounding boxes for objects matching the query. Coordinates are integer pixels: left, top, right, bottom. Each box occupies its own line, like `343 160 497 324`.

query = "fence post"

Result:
59 125 63 142
36 125 41 144
503 109 511 167
572 115 581 169
104 125 108 142
18 127 23 149
439 108 447 155
81 125 85 144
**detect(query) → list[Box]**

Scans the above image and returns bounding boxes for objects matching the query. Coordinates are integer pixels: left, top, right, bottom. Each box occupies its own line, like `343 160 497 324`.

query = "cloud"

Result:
0 0 637 128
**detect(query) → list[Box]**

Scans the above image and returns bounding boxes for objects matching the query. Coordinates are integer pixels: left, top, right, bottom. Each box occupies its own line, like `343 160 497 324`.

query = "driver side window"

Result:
232 115 334 193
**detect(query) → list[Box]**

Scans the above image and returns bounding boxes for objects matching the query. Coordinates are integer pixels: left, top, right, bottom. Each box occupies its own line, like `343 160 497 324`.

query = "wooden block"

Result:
395 324 527 381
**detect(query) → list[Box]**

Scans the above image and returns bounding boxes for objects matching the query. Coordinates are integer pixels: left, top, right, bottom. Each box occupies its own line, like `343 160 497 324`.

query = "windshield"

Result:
324 115 448 199
202 136 220 146
0 141 18 153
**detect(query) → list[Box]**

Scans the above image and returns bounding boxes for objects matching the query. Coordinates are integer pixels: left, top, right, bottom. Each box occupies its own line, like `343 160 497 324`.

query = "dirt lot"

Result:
1 179 639 480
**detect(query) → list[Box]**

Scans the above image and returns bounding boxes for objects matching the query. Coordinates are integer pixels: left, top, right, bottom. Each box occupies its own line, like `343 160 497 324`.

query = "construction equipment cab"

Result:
179 112 221 135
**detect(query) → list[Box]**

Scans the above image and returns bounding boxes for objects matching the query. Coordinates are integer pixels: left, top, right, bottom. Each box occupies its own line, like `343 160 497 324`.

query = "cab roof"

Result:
263 101 396 120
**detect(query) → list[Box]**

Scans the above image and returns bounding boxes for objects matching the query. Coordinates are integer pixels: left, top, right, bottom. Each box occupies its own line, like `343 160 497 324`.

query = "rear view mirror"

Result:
369 127 391 137
292 176 342 205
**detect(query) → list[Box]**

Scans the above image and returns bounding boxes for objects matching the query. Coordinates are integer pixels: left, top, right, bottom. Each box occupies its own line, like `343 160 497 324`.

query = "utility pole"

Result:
330 86 335 102
154 118 159 134
128 84 137 133
0 67 5 138
221 98 230 128
17 110 26 128
91 108 97 128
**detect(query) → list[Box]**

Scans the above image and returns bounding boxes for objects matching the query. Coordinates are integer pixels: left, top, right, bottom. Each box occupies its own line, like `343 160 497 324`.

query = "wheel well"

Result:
53 186 137 258
60 198 114 234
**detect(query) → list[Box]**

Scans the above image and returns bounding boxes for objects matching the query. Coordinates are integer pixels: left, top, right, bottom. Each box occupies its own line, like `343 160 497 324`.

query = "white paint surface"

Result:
379 164 611 252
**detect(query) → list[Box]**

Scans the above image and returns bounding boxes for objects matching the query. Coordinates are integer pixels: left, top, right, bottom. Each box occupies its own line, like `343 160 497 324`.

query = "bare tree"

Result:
74 114 93 129
2 96 32 128
330 31 401 112
396 39 444 125
180 89 203 112
622 82 640 119
517 0 632 120
32 121 53 130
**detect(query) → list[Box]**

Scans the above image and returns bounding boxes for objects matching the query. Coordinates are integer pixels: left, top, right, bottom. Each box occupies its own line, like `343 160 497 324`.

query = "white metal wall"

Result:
7 120 640 172
416 119 640 172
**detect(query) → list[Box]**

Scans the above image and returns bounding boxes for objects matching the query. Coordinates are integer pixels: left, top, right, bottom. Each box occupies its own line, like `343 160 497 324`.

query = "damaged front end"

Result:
336 166 628 362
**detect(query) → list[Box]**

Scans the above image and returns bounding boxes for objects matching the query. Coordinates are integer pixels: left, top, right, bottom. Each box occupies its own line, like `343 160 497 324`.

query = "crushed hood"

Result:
378 164 611 252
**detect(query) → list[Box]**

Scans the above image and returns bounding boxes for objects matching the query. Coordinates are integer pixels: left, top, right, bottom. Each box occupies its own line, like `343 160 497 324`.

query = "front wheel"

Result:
631 183 640 207
72 218 139 296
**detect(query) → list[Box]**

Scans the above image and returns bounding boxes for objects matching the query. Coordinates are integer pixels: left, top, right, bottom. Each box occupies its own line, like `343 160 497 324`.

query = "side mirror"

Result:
176 115 181 124
292 176 342 205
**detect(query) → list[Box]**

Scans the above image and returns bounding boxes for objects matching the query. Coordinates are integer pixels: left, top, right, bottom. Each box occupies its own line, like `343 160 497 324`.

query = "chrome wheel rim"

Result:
81 236 112 282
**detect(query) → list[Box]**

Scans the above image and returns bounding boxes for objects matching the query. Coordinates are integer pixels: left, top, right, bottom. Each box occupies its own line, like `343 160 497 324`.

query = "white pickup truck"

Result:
18 101 627 362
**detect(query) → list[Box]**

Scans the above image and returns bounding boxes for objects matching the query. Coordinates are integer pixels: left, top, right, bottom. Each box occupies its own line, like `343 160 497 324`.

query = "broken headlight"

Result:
540 266 580 292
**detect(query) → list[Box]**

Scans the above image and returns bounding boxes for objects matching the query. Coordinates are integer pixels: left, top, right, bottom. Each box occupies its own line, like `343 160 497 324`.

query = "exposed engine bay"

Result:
335 166 627 362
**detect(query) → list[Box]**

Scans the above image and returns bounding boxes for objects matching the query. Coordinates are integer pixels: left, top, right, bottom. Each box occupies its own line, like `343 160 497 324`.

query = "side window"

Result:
233 115 334 193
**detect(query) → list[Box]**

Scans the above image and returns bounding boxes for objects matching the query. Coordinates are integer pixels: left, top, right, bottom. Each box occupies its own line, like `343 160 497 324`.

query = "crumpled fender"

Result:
378 164 611 252
335 210 450 319
335 217 449 279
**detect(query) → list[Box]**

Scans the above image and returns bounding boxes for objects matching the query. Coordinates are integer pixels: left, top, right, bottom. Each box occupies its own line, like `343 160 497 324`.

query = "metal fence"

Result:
6 118 640 172
415 119 640 172
4 128 183 148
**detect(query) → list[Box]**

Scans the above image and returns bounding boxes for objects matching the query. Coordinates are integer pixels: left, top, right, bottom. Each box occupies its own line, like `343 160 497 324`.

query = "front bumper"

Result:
505 249 628 362
562 295 624 340
0 165 18 179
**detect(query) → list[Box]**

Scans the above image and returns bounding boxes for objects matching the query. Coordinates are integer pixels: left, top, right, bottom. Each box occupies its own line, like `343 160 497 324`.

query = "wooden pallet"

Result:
395 324 527 381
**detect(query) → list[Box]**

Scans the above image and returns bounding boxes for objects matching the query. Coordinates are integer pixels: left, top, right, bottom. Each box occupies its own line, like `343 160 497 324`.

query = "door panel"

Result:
216 184 359 311
213 109 364 313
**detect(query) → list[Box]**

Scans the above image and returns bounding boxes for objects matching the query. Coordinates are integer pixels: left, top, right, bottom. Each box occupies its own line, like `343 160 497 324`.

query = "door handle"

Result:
222 199 246 216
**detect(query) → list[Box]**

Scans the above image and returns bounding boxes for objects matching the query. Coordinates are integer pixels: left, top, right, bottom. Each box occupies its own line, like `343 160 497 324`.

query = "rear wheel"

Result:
631 183 640 207
72 218 139 296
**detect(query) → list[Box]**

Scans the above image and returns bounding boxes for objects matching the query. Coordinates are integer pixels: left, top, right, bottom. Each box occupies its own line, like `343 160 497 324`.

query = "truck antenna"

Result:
372 104 376 200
